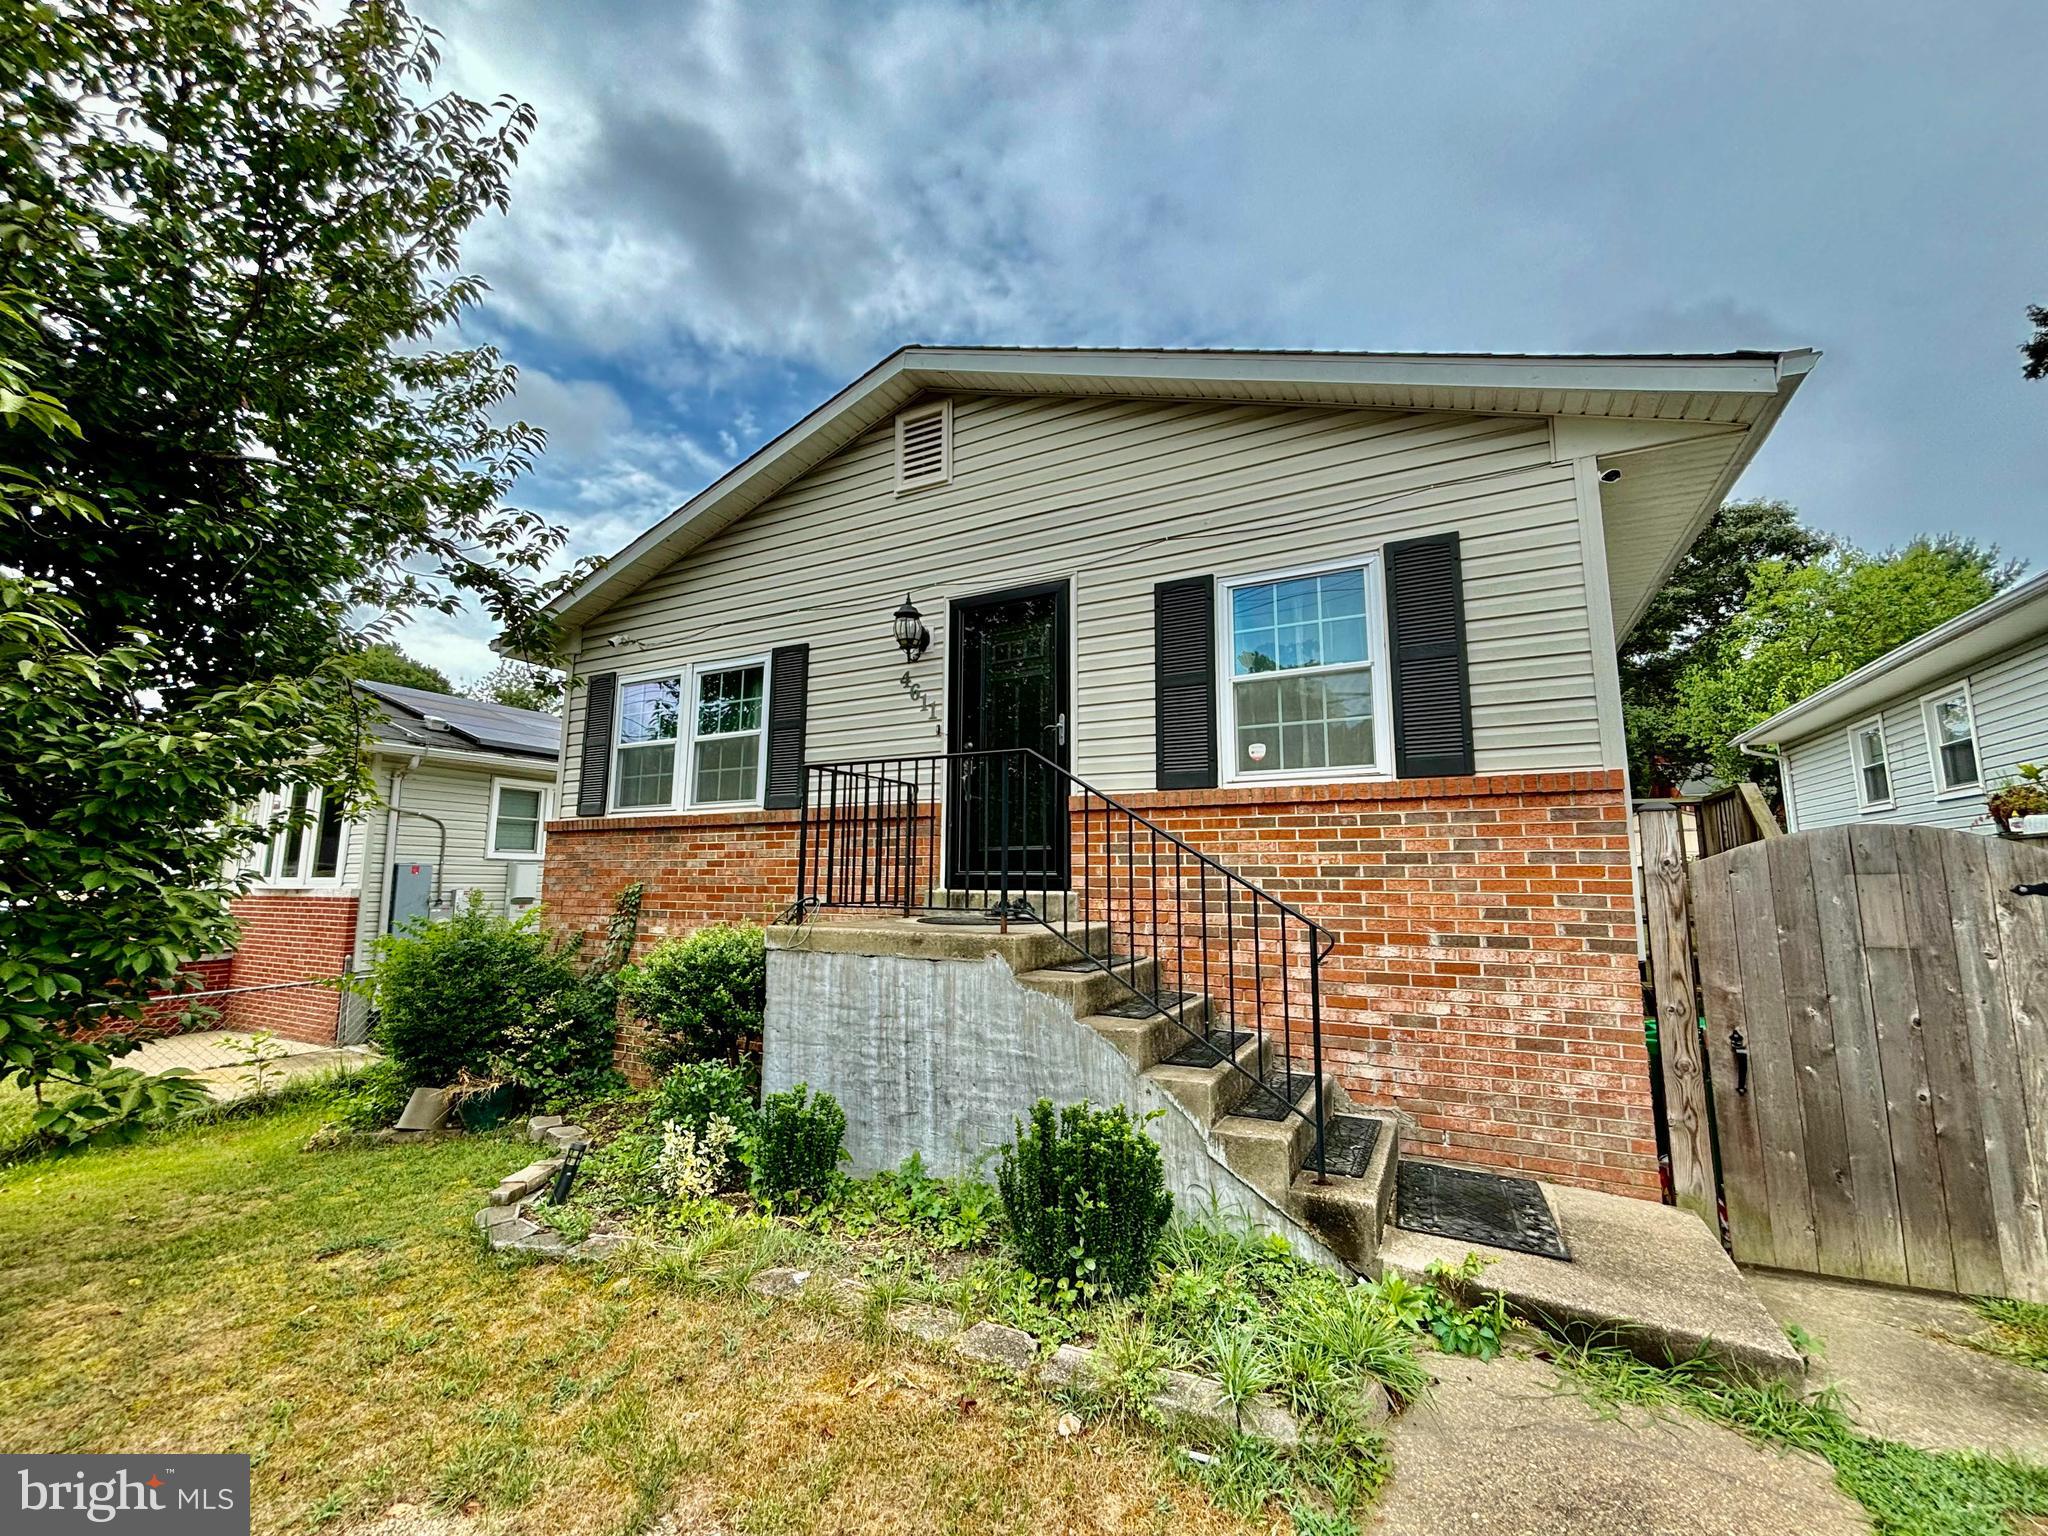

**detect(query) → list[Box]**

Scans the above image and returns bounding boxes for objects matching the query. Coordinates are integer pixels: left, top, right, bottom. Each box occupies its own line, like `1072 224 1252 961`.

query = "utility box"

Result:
390 861 435 930
506 861 542 912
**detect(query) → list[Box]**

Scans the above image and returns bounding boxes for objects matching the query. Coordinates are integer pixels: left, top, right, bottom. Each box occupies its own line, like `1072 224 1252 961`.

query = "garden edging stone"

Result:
472 1145 1315 1455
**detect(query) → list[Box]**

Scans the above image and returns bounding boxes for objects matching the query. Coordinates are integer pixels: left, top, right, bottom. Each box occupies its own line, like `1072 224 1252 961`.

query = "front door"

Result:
947 580 1069 891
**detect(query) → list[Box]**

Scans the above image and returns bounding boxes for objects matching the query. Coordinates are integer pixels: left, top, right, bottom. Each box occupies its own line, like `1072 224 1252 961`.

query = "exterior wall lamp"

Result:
893 595 931 662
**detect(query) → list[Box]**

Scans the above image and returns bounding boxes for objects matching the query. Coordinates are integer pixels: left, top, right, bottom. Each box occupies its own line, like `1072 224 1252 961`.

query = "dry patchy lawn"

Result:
0 1105 1263 1536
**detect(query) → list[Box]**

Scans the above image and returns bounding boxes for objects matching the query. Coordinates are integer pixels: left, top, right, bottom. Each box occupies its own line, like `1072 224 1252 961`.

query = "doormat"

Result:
1315 1113 1381 1180
1394 1160 1570 1261
1160 1030 1250 1068
1047 953 1135 973
916 912 1001 926
1103 991 1195 1019
1235 1064 1312 1122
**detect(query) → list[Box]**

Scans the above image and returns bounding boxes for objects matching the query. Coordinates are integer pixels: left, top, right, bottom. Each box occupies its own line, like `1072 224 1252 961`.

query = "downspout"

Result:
381 752 421 937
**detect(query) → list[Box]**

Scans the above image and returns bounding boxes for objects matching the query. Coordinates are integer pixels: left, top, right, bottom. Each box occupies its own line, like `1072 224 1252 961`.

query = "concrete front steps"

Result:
796 896 1402 1274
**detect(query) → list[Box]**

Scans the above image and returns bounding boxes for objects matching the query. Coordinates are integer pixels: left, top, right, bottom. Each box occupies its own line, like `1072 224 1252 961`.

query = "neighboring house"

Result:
533 344 1815 1201
221 681 562 1044
1732 570 2048 834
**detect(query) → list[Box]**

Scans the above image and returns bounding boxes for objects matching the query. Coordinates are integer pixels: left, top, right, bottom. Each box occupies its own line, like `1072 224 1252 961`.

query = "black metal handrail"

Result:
790 748 1335 1176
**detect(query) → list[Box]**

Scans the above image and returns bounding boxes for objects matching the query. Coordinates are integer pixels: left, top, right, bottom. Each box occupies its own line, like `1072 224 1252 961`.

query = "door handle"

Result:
1730 1028 1749 1097
1047 712 1067 749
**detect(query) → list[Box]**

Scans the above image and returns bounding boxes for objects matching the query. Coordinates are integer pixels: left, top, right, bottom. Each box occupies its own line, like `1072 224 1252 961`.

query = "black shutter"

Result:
576 671 616 817
1154 576 1218 790
763 644 810 809
1385 533 1475 778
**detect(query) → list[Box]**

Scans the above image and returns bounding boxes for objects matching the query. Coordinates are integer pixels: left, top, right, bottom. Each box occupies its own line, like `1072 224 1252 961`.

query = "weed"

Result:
1952 1296 2048 1373
1551 1338 2048 1536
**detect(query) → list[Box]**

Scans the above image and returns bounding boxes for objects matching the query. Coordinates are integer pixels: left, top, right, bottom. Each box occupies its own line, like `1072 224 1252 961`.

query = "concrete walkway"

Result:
1749 1269 2048 1461
1371 1352 1864 1536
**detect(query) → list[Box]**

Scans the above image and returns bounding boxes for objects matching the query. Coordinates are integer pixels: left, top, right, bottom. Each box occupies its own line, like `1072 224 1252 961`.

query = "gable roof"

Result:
1732 569 2048 750
357 680 561 760
538 343 1819 637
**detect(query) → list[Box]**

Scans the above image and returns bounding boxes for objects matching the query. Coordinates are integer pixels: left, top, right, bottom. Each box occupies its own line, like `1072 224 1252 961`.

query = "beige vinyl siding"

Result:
350 757 558 964
564 393 1608 806
1782 634 2048 833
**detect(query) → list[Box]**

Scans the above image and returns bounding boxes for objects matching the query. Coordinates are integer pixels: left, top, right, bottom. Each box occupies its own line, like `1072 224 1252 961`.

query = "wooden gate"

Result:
1660 822 2048 1301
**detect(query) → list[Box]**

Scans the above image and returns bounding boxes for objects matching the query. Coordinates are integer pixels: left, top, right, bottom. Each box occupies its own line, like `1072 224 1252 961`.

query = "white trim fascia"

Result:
1572 457 1629 771
1214 551 1397 789
1614 351 1821 640
364 741 558 774
540 345 1821 636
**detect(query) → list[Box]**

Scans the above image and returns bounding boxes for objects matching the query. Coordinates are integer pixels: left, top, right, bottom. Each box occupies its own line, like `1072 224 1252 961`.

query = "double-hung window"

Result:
613 657 769 812
1920 685 1981 795
489 780 549 859
1220 560 1389 782
250 783 348 886
1851 718 1892 809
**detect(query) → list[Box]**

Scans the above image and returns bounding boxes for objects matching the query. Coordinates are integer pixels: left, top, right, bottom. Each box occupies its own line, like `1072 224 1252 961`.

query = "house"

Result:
1732 569 2048 834
534 344 1816 1232
221 681 562 1044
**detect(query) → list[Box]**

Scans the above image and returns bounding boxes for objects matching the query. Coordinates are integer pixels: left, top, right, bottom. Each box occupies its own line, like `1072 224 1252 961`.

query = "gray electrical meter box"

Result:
390 861 436 930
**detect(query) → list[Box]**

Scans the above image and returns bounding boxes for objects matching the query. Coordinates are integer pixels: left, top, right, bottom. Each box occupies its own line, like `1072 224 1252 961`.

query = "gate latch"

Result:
1730 1028 1750 1097
2014 881 2048 897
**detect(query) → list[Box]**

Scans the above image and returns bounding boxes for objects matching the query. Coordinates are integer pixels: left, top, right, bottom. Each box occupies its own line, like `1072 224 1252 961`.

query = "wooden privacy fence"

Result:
1641 812 2048 1302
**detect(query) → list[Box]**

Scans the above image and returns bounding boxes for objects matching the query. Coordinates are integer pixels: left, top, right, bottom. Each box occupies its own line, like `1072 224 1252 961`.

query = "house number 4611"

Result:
899 670 942 737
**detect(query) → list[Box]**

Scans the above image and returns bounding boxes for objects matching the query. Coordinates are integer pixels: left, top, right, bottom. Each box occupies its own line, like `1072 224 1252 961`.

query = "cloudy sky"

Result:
404 0 2046 679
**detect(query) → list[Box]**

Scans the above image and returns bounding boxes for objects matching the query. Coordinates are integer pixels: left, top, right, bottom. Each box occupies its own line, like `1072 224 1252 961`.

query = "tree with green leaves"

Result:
349 642 454 695
466 658 563 715
0 0 566 1146
1619 499 1831 793
1670 537 2021 785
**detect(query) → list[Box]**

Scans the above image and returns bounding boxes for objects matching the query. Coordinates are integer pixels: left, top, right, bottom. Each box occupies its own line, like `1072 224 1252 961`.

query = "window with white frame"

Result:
1220 561 1388 780
1921 685 1980 794
489 779 549 859
612 658 768 811
249 783 348 886
1851 718 1892 808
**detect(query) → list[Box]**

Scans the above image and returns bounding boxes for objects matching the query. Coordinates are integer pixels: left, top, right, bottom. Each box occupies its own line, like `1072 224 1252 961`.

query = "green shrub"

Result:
325 1057 411 1133
997 1099 1173 1302
646 1061 759 1190
618 924 766 1069
747 1083 846 1211
492 968 624 1110
366 899 573 1087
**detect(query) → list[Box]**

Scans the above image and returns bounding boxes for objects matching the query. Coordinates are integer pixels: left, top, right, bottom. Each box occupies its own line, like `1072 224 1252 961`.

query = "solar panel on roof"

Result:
356 680 560 758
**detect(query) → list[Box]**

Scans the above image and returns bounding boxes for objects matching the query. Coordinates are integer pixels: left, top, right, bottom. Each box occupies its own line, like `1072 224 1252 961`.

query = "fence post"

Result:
1639 804 1717 1228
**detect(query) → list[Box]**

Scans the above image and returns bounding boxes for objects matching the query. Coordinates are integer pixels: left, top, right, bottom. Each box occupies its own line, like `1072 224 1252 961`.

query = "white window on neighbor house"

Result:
1851 717 1892 809
1920 684 1981 796
249 783 349 888
488 779 550 860
1218 558 1393 783
612 657 768 812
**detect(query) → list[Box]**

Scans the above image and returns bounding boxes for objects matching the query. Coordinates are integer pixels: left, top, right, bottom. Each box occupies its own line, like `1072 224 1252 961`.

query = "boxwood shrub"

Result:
997 1099 1173 1301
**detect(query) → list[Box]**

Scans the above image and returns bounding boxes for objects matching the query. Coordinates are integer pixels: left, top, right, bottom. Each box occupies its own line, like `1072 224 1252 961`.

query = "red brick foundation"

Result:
221 892 360 1044
542 771 1656 1199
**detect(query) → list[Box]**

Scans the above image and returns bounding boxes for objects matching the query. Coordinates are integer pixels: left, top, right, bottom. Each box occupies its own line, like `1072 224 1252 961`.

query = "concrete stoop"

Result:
1380 1176 1806 1384
768 905 1799 1386
769 907 1400 1274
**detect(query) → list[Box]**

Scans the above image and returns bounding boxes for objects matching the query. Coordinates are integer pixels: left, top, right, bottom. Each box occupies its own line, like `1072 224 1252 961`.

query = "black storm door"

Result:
946 580 1069 890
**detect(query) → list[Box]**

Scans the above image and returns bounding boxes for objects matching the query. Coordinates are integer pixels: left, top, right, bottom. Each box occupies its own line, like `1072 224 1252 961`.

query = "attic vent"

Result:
894 401 951 493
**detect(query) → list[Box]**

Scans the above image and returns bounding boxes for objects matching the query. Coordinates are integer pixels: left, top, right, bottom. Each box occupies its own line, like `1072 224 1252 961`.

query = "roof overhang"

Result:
1733 570 2048 750
538 344 1821 636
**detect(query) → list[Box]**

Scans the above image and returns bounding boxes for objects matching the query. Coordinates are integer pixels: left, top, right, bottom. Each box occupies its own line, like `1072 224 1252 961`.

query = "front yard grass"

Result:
0 1104 1271 1536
